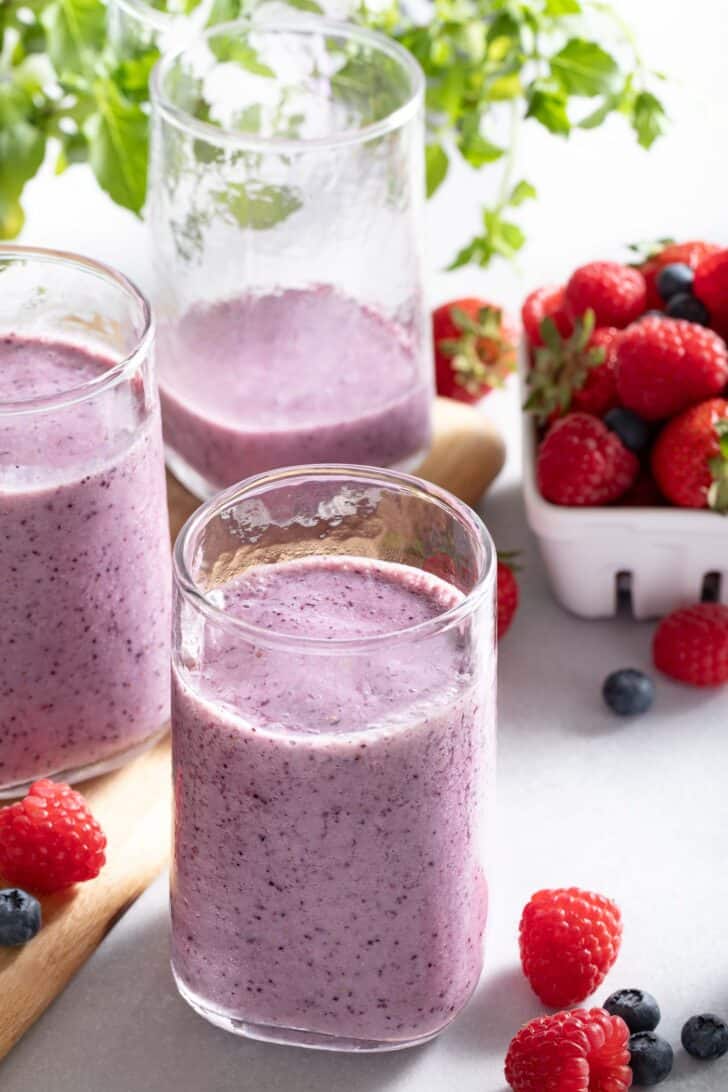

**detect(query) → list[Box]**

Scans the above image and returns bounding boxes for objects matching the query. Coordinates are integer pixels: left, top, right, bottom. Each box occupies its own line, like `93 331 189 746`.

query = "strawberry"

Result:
537 413 639 506
694 249 728 336
651 398 728 509
433 298 516 403
524 309 619 422
639 240 721 310
565 261 647 329
653 603 728 687
497 556 519 638
521 285 573 347
616 316 728 421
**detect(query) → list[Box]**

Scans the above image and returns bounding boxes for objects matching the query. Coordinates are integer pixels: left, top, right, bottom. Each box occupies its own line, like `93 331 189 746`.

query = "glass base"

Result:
173 968 447 1053
0 725 169 800
164 445 430 504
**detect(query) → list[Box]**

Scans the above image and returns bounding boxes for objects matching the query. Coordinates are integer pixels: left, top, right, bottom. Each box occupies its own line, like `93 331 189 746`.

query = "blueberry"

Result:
604 989 661 1033
681 1013 728 1060
603 669 655 716
0 888 42 947
629 1032 674 1086
656 262 694 300
643 310 665 318
664 292 711 325
604 407 652 453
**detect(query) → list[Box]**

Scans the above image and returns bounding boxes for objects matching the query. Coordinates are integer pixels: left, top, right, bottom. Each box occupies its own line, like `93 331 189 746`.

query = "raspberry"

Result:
653 603 728 687
505 1007 633 1092
616 316 728 421
497 558 519 638
536 413 638 507
0 780 107 894
565 262 646 329
519 887 622 1007
522 285 573 347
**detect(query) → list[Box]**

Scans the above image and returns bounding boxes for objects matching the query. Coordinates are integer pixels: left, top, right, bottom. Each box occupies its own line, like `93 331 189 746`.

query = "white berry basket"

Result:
520 347 728 620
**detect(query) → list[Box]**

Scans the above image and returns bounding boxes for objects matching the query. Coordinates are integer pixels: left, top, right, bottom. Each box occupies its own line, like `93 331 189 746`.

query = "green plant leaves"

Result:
84 80 149 214
214 182 303 230
526 86 571 134
41 0 105 76
631 90 668 149
550 37 619 97
0 121 46 237
425 143 449 197
0 0 670 263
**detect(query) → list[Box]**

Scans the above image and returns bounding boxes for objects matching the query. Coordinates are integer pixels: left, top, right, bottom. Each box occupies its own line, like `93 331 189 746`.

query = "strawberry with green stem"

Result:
651 398 728 510
524 309 619 423
497 552 520 639
433 299 517 404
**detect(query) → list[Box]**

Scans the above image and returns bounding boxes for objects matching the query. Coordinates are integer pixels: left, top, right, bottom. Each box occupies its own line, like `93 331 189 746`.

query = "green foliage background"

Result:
0 0 666 266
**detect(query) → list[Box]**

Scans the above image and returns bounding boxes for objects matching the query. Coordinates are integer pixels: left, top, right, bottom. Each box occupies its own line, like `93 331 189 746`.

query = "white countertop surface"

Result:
5 2 728 1088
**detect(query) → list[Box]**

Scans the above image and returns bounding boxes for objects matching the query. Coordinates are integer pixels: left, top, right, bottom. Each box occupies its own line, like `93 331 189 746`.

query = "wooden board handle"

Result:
0 739 172 1061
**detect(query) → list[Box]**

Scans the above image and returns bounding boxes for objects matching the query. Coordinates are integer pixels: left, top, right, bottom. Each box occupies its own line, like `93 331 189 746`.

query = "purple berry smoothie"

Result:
171 555 493 1048
0 335 171 792
159 287 432 494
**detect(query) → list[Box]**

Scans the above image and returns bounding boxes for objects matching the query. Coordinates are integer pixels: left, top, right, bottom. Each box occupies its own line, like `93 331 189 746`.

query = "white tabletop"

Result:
5 2 728 1088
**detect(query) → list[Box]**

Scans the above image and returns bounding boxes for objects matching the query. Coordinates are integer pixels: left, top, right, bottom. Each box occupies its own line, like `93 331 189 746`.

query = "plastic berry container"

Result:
520 350 728 619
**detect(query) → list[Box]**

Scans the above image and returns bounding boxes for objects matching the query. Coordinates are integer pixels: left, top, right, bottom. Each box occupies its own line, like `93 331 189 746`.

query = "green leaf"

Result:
112 49 161 100
526 87 571 135
509 179 536 206
279 0 323 11
208 31 274 75
632 90 668 149
544 0 581 13
0 121 46 239
550 38 619 97
447 239 484 271
41 0 105 76
457 129 503 168
206 0 243 22
488 73 522 101
214 182 302 230
578 96 616 130
425 143 449 197
84 80 148 214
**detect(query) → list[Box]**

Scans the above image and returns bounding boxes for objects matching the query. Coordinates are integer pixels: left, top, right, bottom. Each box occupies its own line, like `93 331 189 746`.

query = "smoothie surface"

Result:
186 555 468 737
160 287 424 429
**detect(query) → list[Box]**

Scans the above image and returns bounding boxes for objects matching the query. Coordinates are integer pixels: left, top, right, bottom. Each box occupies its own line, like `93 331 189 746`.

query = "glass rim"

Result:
0 245 154 419
151 14 425 154
173 463 494 655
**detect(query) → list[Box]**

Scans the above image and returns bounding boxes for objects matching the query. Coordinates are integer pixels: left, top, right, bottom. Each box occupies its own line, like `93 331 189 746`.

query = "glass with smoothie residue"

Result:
0 246 171 797
149 16 433 499
171 465 495 1051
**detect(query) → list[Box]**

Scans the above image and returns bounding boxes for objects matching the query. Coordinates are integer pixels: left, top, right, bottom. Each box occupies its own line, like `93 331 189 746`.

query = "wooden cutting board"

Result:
0 396 504 1061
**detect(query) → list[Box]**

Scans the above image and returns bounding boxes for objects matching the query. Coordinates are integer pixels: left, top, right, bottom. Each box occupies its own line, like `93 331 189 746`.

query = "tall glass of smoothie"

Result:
0 246 171 797
149 17 432 498
171 465 495 1051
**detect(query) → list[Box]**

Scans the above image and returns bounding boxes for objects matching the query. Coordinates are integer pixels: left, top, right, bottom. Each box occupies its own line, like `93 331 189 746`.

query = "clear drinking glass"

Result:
0 246 171 797
107 0 211 61
149 17 433 499
171 464 495 1051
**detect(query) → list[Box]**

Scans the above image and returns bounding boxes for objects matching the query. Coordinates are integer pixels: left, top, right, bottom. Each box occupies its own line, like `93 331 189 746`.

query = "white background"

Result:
5 2 728 1089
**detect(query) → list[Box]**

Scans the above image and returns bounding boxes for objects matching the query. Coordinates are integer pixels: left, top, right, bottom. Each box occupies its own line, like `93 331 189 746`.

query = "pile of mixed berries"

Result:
0 779 106 949
522 242 728 510
506 886 728 1088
